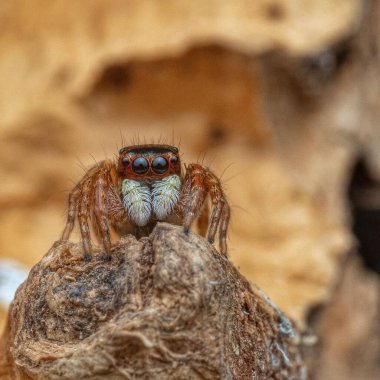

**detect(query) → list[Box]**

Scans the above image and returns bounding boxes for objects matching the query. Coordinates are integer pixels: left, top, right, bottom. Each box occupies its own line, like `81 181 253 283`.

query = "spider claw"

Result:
183 225 190 235
208 237 214 244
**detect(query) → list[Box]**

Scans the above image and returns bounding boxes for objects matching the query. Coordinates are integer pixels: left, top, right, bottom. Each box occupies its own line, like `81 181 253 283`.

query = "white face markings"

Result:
121 175 182 226
152 175 181 220
122 180 152 227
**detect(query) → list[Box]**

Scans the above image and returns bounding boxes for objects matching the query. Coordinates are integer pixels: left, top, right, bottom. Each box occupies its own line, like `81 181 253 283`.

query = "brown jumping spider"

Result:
61 144 230 257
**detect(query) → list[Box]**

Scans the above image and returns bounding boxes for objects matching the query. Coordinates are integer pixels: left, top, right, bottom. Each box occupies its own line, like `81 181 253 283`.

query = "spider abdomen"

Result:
121 175 181 226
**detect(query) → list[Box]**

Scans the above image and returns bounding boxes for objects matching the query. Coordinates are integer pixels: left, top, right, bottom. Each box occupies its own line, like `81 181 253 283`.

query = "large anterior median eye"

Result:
133 157 149 174
152 157 168 174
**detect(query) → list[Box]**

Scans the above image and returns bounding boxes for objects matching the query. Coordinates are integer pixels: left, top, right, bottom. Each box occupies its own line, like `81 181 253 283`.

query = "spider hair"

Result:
152 175 181 220
121 175 181 226
122 180 152 227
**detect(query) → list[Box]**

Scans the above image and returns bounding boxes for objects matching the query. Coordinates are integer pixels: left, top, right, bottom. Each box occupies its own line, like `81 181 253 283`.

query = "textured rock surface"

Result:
0 224 304 379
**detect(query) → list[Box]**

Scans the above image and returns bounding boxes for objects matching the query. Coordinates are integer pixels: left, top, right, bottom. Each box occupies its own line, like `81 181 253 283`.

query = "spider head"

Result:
118 144 181 180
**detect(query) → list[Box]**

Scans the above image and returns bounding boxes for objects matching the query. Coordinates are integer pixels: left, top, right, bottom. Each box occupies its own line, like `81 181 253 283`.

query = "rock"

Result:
0 224 305 380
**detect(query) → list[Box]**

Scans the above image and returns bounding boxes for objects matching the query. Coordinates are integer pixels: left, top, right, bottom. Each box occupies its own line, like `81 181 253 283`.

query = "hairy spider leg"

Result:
197 198 210 237
206 174 225 245
61 183 80 241
203 167 229 255
181 164 229 255
78 177 93 255
106 180 129 224
93 170 112 253
62 161 106 243
98 160 128 227
218 201 230 256
181 164 208 234
63 160 125 257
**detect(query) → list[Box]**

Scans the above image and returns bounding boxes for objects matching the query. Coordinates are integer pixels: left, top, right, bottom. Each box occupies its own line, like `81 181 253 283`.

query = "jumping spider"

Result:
61 144 230 257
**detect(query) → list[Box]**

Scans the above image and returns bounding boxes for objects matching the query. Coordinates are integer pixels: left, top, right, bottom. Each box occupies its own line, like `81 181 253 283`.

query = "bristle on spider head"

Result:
117 131 182 157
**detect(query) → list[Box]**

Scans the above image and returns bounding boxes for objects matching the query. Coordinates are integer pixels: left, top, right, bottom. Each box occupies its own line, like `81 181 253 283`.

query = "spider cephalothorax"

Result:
61 144 230 257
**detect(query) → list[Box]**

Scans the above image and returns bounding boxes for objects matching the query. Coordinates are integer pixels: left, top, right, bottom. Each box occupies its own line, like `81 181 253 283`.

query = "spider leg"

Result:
93 170 112 253
78 177 93 257
61 183 80 240
197 198 210 237
207 192 224 245
181 164 208 234
206 169 228 249
181 164 230 255
106 164 129 225
218 202 230 256
61 160 122 259
205 171 229 255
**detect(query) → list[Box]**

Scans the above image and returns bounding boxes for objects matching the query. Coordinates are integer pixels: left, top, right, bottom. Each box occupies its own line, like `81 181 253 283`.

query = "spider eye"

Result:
133 157 149 174
152 157 168 174
170 156 178 164
121 157 130 166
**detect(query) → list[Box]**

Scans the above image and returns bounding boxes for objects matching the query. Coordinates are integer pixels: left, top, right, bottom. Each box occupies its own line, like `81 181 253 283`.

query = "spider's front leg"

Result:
180 164 230 255
61 160 127 259
92 169 113 253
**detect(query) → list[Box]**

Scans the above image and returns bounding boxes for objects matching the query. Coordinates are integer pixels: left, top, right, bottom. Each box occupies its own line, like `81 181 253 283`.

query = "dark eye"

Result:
132 157 149 174
152 157 168 174
170 156 178 164
121 157 130 166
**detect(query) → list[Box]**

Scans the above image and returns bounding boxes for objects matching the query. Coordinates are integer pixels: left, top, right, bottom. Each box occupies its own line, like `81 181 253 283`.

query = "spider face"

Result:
118 144 181 180
117 145 183 227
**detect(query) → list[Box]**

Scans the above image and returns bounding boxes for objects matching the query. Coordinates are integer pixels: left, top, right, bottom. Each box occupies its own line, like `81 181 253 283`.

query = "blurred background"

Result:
0 1 379 378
